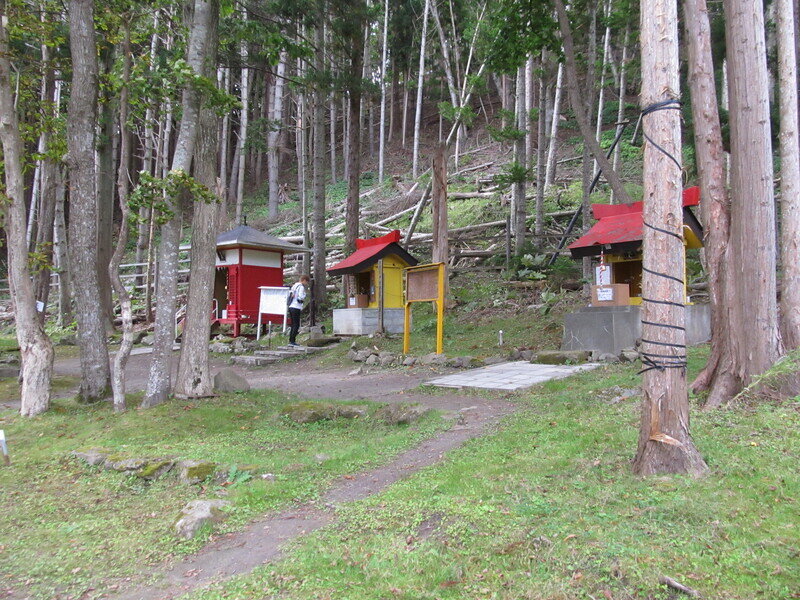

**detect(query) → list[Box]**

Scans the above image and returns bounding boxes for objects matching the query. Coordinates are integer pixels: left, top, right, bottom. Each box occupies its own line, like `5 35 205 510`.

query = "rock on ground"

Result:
178 460 218 484
71 448 109 466
533 350 591 365
336 405 369 419
418 353 447 366
174 499 231 540
281 401 337 424
376 403 431 425
214 369 251 393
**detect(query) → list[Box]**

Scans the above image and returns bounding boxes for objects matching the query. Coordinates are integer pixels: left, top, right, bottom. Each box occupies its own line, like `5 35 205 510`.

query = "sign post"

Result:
403 262 445 354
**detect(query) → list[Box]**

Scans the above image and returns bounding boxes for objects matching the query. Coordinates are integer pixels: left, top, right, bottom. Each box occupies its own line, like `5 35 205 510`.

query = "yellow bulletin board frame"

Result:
403 262 445 355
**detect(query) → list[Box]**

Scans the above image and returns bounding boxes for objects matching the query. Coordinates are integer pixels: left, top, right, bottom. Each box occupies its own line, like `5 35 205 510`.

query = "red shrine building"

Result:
212 225 309 336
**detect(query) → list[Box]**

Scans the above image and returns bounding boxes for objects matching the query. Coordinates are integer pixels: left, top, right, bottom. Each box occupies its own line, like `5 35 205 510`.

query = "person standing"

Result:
287 274 310 346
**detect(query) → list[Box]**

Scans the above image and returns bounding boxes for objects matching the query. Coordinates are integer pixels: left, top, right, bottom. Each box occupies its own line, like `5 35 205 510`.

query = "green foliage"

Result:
438 102 476 128
484 0 559 73
129 170 217 225
493 161 531 188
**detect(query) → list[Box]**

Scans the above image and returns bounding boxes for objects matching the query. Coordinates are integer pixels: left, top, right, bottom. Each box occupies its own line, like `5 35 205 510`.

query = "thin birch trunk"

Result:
109 24 133 412
412 0 431 179
0 0 54 417
611 24 630 203
268 51 287 219
535 59 547 241
345 20 364 254
544 64 563 192
513 66 527 255
218 66 230 195
54 168 72 326
136 15 161 270
378 0 388 182
235 13 249 225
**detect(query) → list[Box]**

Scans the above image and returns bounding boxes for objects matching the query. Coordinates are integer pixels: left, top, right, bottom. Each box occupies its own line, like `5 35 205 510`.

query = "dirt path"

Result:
93 353 516 600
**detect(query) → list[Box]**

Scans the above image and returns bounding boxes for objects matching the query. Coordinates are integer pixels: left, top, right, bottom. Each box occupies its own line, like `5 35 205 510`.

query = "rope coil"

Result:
638 100 688 375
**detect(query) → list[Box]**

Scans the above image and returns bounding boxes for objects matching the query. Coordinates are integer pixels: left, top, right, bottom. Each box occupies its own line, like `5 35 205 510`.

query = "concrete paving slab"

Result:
427 361 601 391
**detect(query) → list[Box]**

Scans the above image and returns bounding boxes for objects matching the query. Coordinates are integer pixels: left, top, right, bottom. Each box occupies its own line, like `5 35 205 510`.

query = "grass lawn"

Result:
0 391 448 599
184 351 800 600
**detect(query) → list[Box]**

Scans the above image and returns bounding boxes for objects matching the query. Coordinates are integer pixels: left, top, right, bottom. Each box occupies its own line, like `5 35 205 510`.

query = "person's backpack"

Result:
286 283 303 308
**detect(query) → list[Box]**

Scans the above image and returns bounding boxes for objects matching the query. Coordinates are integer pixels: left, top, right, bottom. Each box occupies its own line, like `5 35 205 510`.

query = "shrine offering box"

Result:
348 294 370 308
591 284 630 306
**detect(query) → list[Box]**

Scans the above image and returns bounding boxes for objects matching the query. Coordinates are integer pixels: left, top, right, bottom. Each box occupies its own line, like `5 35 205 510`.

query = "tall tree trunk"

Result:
0 0 55 417
633 0 707 476
268 51 288 220
611 24 630 203
143 0 213 408
378 0 389 182
96 47 116 331
235 16 249 225
32 67 57 316
412 0 430 179
345 18 365 255
725 0 782 386
778 0 800 349
175 0 220 399
553 0 631 204
108 24 133 413
544 64 563 192
135 14 160 271
54 168 73 326
66 0 110 402
683 0 739 406
513 65 527 255
313 7 327 317
535 59 547 242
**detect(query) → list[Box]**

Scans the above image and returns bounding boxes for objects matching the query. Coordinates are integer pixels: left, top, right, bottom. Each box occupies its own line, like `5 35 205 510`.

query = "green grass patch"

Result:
0 391 448 599
0 374 78 404
185 355 800 600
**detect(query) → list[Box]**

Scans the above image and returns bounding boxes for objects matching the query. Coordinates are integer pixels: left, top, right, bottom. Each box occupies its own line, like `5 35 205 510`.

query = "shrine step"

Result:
275 345 325 354
231 355 280 367
253 350 300 358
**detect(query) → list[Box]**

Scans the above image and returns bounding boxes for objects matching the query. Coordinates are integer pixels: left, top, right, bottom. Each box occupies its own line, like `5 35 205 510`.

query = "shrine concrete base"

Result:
561 304 710 355
332 308 405 336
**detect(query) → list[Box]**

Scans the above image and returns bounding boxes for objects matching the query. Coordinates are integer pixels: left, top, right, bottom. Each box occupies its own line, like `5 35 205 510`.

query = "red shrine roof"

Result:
568 187 701 258
327 230 419 275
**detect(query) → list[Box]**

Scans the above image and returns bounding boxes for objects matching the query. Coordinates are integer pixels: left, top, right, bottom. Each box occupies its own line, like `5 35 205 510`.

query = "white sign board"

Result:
596 287 614 302
256 287 290 338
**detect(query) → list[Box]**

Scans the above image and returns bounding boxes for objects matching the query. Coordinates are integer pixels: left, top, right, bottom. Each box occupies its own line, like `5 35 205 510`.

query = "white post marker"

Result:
0 429 9 465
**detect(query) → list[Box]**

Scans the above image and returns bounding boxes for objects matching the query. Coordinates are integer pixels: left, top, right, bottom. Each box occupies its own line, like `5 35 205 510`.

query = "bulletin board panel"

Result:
403 263 445 354
256 286 290 338
406 267 440 302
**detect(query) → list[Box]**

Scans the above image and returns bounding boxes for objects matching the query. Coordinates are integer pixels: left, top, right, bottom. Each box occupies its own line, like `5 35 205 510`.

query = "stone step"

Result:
231 355 279 367
253 350 298 358
275 345 324 354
